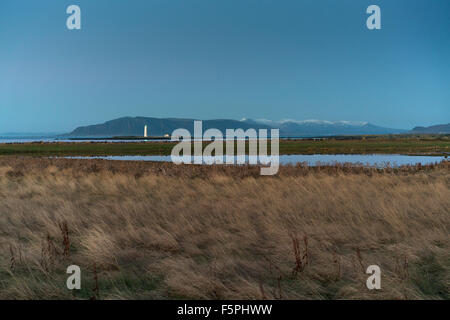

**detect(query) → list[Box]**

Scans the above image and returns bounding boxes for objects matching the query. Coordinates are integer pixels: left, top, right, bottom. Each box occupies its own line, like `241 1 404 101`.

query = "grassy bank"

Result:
0 158 448 299
0 135 449 156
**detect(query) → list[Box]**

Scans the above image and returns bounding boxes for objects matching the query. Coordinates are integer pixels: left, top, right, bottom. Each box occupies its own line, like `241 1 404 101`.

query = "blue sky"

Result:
0 0 449 132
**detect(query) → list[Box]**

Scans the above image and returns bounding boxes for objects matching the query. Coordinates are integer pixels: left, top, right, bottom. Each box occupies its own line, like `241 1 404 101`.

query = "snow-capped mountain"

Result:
241 118 405 136
242 118 368 126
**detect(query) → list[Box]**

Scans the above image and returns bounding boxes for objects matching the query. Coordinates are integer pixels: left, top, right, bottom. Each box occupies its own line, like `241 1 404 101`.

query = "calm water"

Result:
0 137 166 143
64 154 446 168
0 137 295 143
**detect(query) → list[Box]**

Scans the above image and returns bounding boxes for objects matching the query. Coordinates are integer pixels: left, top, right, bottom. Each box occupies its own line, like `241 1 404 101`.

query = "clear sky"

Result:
0 0 449 132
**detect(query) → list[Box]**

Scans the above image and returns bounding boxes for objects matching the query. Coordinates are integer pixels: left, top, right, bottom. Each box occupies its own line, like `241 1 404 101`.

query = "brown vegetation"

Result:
0 157 449 299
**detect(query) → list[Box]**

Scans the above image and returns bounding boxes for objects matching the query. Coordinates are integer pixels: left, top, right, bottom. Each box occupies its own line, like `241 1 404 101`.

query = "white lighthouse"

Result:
144 125 148 138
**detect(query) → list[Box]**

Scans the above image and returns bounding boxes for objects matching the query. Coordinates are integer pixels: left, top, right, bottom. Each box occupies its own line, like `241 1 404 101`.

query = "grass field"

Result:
0 157 448 299
0 135 449 157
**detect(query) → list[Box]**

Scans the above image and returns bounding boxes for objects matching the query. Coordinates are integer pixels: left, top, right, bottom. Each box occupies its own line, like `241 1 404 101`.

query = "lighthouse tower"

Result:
144 125 148 138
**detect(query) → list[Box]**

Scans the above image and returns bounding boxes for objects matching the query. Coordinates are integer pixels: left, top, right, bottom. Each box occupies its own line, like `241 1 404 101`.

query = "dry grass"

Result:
0 157 449 300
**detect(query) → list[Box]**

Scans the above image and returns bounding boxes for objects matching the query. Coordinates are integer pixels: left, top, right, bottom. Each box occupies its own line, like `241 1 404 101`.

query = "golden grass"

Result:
0 157 449 299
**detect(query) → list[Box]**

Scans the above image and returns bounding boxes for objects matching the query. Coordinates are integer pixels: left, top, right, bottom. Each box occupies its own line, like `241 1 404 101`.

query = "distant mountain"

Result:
409 123 450 134
66 116 406 137
243 118 406 136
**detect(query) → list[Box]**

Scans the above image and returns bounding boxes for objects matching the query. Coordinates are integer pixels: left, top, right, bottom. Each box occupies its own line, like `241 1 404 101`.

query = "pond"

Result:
63 154 447 168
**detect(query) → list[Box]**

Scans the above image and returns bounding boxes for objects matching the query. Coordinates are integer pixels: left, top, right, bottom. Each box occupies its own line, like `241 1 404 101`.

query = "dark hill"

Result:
410 123 450 134
67 117 273 137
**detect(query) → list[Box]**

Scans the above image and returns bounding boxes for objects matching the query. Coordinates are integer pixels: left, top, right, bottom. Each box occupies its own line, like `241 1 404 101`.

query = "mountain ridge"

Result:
66 116 407 137
409 123 450 134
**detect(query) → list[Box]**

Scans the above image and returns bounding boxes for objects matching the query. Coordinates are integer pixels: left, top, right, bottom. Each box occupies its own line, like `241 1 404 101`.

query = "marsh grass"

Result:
0 134 449 157
0 157 448 299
